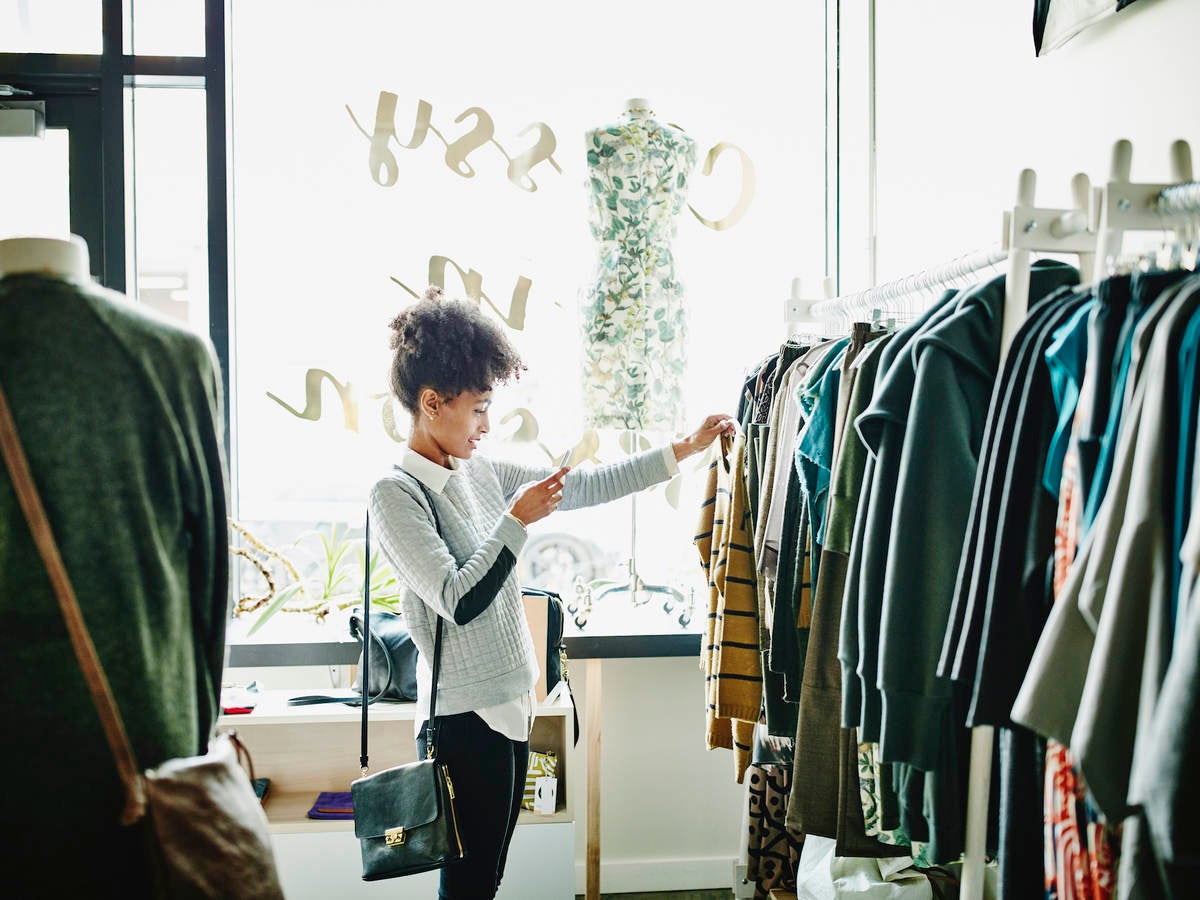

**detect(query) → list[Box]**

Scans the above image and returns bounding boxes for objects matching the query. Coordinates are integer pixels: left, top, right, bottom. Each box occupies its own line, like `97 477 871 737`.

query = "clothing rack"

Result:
808 247 1009 323
792 167 1098 900
1157 179 1200 215
1092 138 1197 282
772 143 1196 899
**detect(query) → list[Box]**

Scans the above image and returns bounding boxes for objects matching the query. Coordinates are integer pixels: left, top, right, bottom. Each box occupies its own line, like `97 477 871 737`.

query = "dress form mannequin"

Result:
0 228 229 894
581 97 696 433
0 235 90 281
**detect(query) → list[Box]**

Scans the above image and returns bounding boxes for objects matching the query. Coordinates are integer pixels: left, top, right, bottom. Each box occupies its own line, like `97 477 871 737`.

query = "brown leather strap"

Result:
0 382 146 823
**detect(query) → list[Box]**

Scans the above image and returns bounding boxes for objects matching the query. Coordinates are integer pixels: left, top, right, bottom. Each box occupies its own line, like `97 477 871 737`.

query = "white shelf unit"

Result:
218 689 576 835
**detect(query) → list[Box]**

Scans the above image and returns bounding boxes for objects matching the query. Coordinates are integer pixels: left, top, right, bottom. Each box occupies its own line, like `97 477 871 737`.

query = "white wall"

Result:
569 657 749 894
840 0 1200 289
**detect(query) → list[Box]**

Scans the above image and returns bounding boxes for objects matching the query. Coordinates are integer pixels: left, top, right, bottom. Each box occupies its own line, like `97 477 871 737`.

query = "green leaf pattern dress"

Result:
581 113 696 432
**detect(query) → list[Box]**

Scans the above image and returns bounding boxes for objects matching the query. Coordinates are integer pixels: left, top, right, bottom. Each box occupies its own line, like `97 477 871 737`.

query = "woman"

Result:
369 286 734 898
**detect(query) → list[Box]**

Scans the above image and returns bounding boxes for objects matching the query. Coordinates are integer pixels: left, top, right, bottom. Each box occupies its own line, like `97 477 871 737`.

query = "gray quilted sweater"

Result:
369 447 672 719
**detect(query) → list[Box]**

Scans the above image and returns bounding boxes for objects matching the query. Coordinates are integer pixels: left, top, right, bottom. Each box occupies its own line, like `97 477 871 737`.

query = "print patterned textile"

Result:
857 742 930 866
581 111 696 432
1044 441 1117 900
745 764 804 899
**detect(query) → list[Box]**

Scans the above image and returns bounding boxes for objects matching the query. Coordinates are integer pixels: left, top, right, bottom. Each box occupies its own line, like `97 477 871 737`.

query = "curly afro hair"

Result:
387 285 525 413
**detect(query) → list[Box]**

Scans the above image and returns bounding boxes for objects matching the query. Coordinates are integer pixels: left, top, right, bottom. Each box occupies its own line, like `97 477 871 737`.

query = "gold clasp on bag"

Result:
385 827 406 847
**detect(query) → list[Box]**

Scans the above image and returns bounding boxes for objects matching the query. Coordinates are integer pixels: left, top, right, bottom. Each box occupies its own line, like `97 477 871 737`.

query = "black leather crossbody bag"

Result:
350 486 465 880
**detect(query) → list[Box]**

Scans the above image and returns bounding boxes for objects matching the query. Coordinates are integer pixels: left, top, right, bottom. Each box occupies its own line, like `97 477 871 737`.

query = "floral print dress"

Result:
581 112 696 433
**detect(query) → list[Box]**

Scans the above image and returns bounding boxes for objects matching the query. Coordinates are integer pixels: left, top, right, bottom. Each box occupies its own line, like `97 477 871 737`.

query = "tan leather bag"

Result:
0 383 285 899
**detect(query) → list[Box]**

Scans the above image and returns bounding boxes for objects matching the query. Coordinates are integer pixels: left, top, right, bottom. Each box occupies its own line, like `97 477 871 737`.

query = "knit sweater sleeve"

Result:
185 336 230 749
369 477 528 625
488 447 672 511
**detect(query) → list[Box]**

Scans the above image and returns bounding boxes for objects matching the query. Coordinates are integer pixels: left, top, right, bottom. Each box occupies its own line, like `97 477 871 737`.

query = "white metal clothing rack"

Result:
960 167 1099 900
1092 138 1200 282
808 246 1010 323
1157 179 1200 215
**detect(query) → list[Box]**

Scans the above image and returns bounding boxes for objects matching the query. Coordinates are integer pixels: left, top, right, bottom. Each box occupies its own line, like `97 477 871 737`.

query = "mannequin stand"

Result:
592 493 685 608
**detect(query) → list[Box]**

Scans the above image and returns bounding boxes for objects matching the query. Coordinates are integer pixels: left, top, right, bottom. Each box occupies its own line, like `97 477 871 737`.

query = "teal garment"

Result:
1043 298 1095 494
787 339 848 591
1174 304 1200 625
1082 269 1189 533
798 337 850 419
796 347 847 554
1074 277 1130 513
0 273 230 897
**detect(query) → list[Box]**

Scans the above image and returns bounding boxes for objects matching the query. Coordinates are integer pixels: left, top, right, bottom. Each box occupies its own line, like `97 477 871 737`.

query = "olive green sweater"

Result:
0 274 229 897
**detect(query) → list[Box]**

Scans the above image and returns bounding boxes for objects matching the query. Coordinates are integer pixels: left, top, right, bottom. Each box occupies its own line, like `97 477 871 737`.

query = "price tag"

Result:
533 776 557 814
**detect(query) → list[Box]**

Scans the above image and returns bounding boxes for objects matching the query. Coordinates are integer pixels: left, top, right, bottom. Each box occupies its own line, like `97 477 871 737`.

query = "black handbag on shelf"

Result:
521 586 579 745
286 575 419 710
348 606 419 702
350 491 465 881
521 586 567 695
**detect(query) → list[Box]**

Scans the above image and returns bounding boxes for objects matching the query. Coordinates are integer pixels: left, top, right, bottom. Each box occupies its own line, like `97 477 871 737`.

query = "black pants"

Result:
417 712 529 900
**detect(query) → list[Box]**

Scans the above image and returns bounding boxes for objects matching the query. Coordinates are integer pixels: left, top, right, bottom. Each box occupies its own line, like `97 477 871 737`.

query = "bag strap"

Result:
360 479 446 772
359 511 371 770
0 382 146 823
416 482 447 757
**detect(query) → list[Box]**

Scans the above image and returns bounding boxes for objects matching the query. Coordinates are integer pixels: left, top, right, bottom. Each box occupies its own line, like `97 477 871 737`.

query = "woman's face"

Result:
432 388 492 460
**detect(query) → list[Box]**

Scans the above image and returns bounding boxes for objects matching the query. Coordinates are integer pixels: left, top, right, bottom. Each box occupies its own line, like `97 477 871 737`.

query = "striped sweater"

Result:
695 433 761 781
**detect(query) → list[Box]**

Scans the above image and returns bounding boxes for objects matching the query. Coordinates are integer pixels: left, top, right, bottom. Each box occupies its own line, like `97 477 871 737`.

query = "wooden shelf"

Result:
220 689 575 834
259 789 571 834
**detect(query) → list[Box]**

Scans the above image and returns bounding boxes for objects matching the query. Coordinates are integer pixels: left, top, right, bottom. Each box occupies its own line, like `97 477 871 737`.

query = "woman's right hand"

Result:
509 467 569 527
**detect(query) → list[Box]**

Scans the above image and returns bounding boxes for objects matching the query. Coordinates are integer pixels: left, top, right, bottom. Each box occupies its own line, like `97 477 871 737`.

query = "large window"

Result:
0 0 229 400
4 2 830 648
228 2 826 643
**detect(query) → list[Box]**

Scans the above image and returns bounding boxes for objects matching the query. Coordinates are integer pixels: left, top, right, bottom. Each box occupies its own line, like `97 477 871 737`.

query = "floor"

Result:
574 892 734 900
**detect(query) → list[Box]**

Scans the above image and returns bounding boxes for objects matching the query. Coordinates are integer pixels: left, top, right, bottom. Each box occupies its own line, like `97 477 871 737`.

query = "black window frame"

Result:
0 0 231 460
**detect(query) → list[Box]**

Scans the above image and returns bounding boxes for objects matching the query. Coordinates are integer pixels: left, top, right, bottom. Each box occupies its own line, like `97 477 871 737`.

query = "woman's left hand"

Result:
672 414 737 461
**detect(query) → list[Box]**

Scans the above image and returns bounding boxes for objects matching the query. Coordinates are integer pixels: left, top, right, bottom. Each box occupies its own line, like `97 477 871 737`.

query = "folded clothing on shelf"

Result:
306 791 354 820
220 680 261 714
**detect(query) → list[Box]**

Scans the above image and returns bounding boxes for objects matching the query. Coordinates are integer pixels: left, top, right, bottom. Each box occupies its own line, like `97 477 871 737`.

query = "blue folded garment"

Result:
306 791 354 820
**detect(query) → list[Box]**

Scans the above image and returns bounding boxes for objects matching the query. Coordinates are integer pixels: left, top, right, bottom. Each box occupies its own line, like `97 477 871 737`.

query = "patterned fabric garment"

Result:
857 742 931 866
581 111 696 432
1044 440 1117 900
745 764 805 899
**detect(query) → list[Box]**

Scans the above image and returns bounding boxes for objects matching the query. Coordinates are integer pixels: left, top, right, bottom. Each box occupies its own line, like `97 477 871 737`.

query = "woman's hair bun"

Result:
421 284 445 302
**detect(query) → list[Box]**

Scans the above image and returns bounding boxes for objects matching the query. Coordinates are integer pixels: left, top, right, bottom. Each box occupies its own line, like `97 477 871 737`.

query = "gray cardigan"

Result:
369 447 672 720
